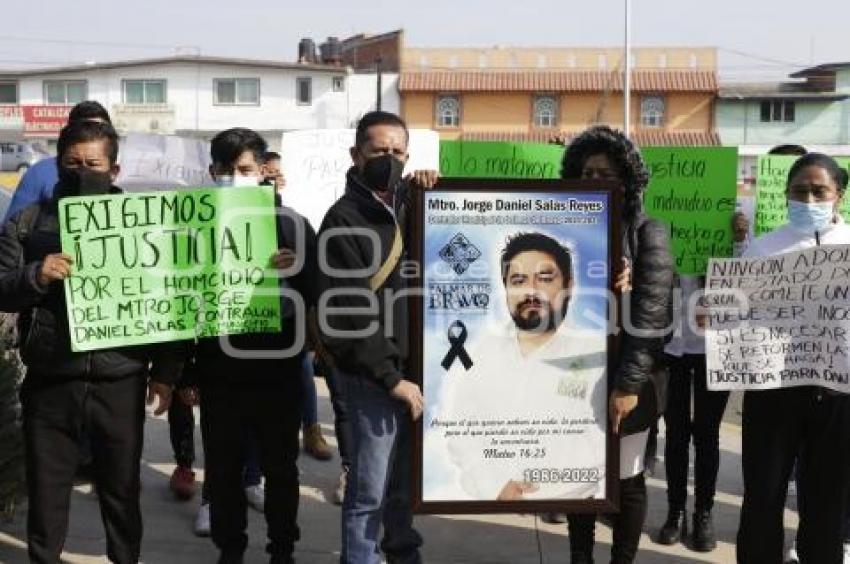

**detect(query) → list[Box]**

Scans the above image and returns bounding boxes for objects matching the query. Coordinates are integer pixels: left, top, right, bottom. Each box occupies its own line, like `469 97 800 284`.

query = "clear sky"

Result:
2 0 847 82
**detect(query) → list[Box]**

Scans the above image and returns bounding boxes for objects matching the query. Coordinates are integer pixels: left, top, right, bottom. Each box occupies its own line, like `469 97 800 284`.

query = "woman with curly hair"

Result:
560 125 675 564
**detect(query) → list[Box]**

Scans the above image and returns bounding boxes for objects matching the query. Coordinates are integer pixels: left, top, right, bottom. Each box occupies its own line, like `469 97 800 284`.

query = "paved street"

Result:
0 384 797 563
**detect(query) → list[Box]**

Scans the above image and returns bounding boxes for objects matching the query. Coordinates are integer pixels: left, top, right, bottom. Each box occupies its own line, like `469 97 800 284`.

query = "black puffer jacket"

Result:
616 212 675 435
0 192 181 385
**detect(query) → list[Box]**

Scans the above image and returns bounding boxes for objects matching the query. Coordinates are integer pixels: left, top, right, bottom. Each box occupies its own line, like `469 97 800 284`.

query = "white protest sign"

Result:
117 133 213 191
705 244 850 393
280 128 440 229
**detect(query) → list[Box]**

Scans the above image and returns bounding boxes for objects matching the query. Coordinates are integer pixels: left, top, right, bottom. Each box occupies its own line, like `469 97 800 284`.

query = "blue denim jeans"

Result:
340 375 422 564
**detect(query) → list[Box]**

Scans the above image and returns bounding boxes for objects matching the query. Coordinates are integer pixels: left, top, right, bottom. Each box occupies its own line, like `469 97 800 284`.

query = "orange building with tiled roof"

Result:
399 46 720 146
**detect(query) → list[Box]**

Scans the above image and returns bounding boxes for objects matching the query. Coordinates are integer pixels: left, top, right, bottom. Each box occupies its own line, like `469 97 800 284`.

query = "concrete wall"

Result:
716 98 850 146
402 90 714 138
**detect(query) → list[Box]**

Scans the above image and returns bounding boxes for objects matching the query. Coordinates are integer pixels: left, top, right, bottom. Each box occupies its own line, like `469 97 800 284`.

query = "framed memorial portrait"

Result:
409 179 623 514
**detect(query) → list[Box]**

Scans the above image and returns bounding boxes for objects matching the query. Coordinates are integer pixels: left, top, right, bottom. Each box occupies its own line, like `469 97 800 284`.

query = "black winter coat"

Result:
316 168 412 392
0 194 181 385
616 212 675 435
187 194 318 387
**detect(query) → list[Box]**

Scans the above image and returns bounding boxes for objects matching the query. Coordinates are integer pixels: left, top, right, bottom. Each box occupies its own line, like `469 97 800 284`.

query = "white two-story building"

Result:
0 55 399 150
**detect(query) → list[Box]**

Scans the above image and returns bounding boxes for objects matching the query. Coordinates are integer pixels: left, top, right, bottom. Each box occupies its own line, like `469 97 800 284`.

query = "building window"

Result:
0 82 17 104
533 95 558 128
44 80 87 104
436 95 460 128
214 78 260 105
296 77 312 105
332 76 345 93
640 95 665 127
122 79 166 104
760 100 795 122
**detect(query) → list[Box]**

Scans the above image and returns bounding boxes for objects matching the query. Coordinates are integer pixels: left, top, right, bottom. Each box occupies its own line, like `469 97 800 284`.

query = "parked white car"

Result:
0 142 49 172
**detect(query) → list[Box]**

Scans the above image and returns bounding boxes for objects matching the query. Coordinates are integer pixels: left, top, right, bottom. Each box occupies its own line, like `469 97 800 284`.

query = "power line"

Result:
0 34 192 52
0 57 82 66
717 47 810 70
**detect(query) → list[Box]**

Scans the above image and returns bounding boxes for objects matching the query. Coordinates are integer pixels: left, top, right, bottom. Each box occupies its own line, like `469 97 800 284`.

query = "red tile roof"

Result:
399 70 717 92
460 129 721 147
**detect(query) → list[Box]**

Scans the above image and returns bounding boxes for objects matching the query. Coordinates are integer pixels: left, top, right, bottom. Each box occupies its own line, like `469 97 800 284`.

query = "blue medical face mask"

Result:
787 200 835 232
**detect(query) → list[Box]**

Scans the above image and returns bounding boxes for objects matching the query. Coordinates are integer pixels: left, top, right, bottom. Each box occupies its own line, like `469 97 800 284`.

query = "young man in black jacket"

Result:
182 128 317 564
0 120 179 564
317 111 437 564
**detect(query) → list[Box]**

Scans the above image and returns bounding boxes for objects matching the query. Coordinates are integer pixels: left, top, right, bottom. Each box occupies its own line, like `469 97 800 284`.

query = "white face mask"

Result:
214 174 260 187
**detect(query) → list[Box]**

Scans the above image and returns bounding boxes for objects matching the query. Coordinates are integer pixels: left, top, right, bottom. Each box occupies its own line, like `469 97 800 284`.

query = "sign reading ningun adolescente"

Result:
705 244 850 393
59 186 282 352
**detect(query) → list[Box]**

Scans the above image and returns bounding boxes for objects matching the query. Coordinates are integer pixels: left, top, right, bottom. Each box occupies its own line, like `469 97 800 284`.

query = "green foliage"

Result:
0 313 24 518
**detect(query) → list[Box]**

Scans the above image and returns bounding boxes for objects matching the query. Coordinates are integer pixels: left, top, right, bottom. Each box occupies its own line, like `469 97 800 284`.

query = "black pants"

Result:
322 365 352 468
200 379 302 559
663 354 729 512
168 397 214 500
568 474 647 564
21 375 147 564
168 395 196 468
737 387 850 564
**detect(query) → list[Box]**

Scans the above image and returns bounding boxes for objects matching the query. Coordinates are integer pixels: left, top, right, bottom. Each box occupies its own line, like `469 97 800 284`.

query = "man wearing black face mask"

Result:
0 120 180 564
317 111 437 564
4 100 112 221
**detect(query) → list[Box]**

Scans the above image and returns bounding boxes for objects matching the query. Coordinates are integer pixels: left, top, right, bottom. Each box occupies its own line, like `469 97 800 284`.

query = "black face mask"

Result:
58 166 113 197
360 154 405 193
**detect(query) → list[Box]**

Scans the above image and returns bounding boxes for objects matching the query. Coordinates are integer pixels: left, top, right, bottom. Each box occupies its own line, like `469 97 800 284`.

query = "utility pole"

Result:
624 0 631 137
376 57 383 111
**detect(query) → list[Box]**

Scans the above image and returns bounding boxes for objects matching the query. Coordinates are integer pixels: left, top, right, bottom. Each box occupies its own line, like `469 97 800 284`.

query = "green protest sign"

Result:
440 141 739 276
755 155 850 235
59 186 281 352
642 147 738 276
439 140 564 179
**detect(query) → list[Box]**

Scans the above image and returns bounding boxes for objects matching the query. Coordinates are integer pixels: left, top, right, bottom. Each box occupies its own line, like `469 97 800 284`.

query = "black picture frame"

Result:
408 178 624 515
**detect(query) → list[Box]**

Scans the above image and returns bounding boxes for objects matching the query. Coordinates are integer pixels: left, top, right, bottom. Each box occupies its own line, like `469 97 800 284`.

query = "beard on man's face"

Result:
511 296 560 333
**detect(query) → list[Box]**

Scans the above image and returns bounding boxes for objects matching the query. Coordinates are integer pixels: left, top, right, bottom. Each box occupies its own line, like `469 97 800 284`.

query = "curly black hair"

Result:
559 125 649 221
